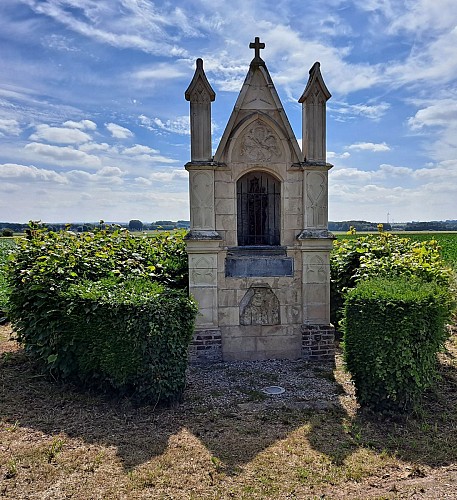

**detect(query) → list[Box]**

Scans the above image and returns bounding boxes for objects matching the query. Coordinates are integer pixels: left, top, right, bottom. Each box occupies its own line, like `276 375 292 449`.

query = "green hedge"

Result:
331 233 454 326
13 278 197 404
65 279 197 403
0 239 15 320
343 276 454 411
7 223 196 404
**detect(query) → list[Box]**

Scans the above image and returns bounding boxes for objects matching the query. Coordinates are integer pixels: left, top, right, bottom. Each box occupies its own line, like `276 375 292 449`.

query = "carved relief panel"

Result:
232 120 283 163
239 285 280 325
189 255 217 287
190 82 212 103
190 170 214 230
305 171 327 228
304 255 327 284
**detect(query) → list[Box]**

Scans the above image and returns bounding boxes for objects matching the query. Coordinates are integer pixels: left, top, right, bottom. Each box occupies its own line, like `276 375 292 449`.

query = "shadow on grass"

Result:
0 333 316 472
307 340 457 469
1 328 456 474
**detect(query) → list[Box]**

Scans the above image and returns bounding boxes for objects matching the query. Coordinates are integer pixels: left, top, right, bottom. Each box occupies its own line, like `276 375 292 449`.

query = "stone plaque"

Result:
226 255 293 277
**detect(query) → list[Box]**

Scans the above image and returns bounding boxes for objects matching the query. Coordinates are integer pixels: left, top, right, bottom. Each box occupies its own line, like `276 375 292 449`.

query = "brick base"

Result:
301 324 335 362
188 329 222 363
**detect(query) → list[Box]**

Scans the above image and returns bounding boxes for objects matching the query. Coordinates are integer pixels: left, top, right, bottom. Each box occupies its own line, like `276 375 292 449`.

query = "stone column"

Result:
185 58 215 162
299 62 331 163
185 60 222 362
300 241 335 362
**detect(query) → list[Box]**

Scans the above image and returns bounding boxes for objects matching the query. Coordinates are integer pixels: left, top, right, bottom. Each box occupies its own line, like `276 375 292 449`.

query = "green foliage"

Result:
8 221 188 291
343 276 454 411
44 279 196 403
2 228 14 237
0 238 16 318
128 219 143 231
399 233 457 269
7 222 195 403
331 232 455 326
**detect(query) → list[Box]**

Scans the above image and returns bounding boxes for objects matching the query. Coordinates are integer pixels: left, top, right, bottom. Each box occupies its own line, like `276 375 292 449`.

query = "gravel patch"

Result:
183 358 342 412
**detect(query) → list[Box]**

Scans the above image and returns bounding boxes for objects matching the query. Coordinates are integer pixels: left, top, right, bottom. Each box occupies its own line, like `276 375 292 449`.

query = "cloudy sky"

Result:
1 0 456 224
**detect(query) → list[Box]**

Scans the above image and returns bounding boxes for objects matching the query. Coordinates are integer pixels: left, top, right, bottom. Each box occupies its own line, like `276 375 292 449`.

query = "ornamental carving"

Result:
306 171 327 228
191 171 214 229
239 285 280 325
238 120 281 163
190 81 212 103
306 255 327 284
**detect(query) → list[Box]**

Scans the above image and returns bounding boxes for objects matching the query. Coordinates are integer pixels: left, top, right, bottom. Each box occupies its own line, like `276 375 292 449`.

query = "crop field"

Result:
334 232 457 267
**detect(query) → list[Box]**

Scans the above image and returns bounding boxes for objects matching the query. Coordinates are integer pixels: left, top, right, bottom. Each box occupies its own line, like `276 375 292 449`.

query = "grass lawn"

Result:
1 323 456 499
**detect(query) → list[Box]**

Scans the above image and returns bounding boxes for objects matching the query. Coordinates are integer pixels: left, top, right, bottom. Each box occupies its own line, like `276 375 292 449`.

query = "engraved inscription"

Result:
239 285 280 325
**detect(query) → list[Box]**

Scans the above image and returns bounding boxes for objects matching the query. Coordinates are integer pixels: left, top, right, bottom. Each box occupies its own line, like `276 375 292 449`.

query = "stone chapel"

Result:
185 38 335 363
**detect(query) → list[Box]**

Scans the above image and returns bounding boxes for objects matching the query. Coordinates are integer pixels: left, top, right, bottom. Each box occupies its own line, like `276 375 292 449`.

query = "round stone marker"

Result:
261 386 285 395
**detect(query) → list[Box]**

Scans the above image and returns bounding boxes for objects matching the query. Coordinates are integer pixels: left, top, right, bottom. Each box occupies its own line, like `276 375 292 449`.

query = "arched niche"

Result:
236 170 280 246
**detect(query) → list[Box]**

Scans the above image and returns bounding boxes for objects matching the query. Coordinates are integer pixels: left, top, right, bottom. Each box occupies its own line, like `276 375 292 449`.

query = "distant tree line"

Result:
1 220 191 235
328 220 392 232
2 219 456 237
404 220 457 231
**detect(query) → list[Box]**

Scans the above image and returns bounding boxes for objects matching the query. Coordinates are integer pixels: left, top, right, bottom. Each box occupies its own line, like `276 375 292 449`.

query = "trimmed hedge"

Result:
0 239 15 321
331 232 454 326
343 276 454 411
54 279 197 403
7 223 196 404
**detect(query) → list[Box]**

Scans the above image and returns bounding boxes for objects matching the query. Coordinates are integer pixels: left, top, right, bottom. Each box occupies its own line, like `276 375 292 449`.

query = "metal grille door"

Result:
237 172 280 246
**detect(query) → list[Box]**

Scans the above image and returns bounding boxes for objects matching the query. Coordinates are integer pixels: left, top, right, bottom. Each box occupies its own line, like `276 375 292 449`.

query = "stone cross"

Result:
249 37 265 60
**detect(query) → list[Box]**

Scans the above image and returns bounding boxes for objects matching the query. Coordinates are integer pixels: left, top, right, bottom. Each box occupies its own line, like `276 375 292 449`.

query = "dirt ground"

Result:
1 322 457 499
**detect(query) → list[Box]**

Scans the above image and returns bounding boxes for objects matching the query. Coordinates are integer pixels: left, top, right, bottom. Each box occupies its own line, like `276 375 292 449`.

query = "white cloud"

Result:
148 169 188 182
78 142 112 152
24 142 102 168
387 0 457 35
105 122 133 139
122 144 159 155
330 102 390 121
408 100 457 130
0 119 21 136
347 142 391 152
327 151 351 160
151 116 190 135
0 163 68 183
97 166 124 177
65 167 124 185
134 176 152 186
24 0 190 57
29 124 92 144
133 63 186 82
63 119 97 130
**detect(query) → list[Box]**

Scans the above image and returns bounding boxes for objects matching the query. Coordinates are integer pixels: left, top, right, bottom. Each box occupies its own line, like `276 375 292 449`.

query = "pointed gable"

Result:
299 62 331 163
214 39 302 164
185 58 215 161
298 62 331 103
185 58 215 103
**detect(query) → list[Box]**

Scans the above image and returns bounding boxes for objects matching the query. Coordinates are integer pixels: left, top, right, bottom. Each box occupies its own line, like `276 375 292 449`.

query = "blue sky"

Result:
1 0 456 224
